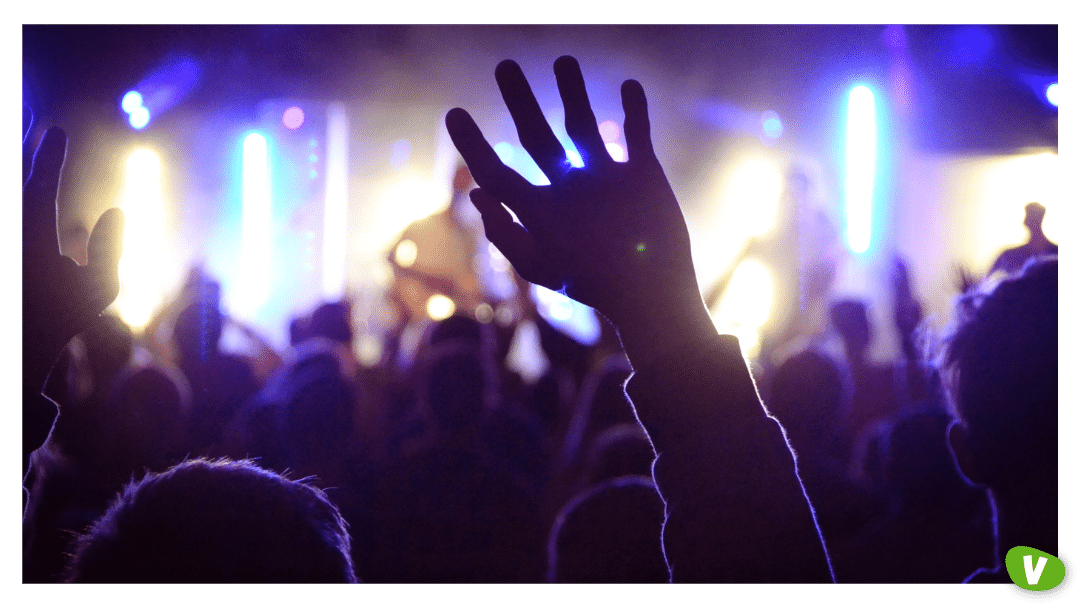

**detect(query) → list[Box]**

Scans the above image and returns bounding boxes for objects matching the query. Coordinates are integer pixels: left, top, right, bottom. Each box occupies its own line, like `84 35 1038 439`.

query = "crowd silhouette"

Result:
23 56 1056 584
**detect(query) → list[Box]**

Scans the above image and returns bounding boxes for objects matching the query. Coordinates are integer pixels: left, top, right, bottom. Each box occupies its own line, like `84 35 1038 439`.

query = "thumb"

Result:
86 207 125 306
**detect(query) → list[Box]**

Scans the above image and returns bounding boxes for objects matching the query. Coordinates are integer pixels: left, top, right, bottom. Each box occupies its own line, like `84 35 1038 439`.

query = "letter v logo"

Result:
1023 555 1047 585
1002 544 1071 596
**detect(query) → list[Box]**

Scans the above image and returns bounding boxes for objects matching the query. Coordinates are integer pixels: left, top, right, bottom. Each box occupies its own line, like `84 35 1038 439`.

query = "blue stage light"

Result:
761 111 783 140
121 91 144 113
1046 83 1059 107
844 85 877 254
128 106 151 130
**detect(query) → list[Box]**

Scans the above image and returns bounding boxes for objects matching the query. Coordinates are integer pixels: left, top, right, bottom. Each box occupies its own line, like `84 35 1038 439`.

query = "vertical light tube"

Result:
239 132 272 316
844 85 877 254
322 103 349 300
116 148 166 330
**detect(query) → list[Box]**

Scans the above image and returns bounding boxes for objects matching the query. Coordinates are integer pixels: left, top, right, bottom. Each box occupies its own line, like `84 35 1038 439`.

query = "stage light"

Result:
844 85 877 254
722 156 784 238
121 91 143 113
426 294 455 321
121 55 201 131
237 132 273 317
115 148 166 330
282 106 305 130
322 103 349 300
128 106 150 130
1046 83 1058 107
761 111 783 140
710 258 774 359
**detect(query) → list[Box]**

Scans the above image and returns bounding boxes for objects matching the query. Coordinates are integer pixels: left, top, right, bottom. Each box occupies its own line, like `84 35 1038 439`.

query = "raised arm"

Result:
23 126 124 474
446 56 831 582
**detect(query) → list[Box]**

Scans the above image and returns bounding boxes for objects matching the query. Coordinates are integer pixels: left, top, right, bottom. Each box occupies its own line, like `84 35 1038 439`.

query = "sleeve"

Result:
624 334 834 583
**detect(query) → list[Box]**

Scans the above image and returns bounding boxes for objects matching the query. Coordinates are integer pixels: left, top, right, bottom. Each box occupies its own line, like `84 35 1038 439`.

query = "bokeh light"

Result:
394 239 418 267
282 106 305 130
128 106 150 130
1045 83 1058 107
761 110 783 140
426 294 456 321
121 90 143 113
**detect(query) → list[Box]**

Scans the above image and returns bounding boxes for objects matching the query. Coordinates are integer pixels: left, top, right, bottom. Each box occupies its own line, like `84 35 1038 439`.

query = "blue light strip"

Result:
844 85 877 254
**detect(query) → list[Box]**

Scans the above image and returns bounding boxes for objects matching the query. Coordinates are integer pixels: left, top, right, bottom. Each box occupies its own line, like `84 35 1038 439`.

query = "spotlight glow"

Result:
237 132 273 317
844 85 877 254
1046 83 1058 107
493 141 515 164
710 258 774 359
121 91 143 113
322 103 349 300
721 156 785 238
115 148 167 330
128 106 150 130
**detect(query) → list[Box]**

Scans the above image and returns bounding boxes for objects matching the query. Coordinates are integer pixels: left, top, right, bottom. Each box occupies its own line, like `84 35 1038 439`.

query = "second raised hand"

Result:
444 56 703 335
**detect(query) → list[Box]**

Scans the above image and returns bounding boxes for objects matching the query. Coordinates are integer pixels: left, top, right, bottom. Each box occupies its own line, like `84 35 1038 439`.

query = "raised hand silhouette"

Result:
446 57 832 583
446 56 714 370
24 127 124 376
23 125 124 472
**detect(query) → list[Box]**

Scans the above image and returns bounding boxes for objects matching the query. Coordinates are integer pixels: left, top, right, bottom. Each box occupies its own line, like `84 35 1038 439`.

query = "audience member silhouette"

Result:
941 257 1057 583
546 475 668 583
989 202 1057 276
173 295 259 456
64 458 358 583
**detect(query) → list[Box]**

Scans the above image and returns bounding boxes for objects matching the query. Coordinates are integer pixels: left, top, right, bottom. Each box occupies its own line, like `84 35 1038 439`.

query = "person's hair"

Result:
546 475 668 583
64 458 358 583
939 257 1057 492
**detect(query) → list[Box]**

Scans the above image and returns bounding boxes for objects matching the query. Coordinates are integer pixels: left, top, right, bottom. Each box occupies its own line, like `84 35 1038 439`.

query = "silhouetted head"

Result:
769 350 845 436
547 475 668 583
830 299 872 358
65 458 357 583
882 409 960 503
173 299 223 363
1023 202 1046 233
105 365 192 475
309 301 353 345
942 257 1056 497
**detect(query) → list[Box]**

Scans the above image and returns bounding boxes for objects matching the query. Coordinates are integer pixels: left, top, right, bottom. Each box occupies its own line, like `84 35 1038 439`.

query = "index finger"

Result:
24 126 66 260
445 107 540 226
